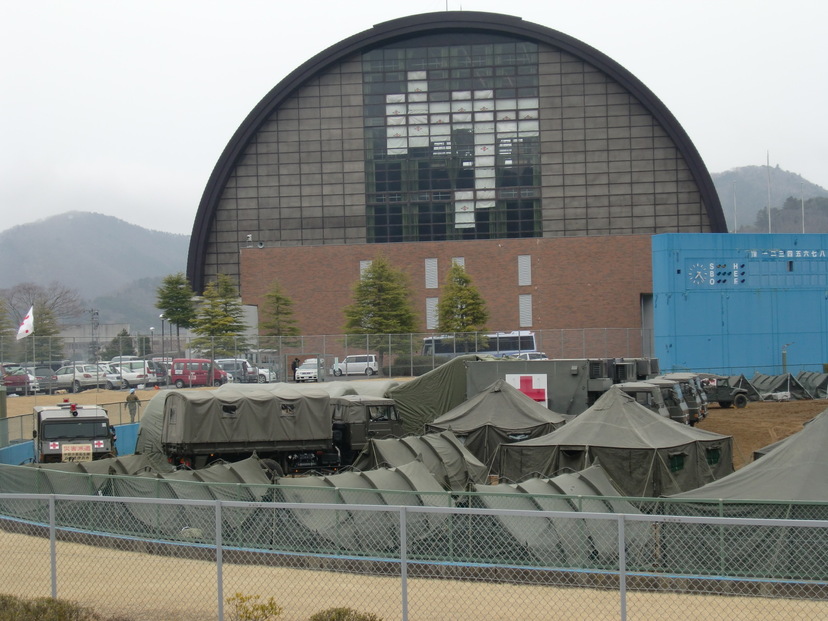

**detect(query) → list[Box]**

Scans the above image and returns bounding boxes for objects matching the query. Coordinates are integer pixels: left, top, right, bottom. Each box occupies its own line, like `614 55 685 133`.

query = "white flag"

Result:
16 306 33 340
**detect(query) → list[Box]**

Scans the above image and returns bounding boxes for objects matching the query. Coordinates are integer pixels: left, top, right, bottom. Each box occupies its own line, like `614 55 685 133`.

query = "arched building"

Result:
187 11 725 345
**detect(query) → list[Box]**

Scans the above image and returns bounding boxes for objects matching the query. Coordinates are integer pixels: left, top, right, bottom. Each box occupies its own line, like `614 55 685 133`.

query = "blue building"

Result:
653 233 828 376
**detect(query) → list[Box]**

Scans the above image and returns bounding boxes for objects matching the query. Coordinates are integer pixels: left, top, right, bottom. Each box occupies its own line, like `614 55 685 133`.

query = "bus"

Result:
421 331 537 358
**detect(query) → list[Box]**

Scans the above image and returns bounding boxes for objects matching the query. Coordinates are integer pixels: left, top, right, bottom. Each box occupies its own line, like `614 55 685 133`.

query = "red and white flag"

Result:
16 306 34 340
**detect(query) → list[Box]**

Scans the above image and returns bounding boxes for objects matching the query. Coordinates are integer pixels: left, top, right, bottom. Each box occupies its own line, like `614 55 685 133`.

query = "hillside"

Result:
0 212 189 329
0 212 189 299
711 166 828 232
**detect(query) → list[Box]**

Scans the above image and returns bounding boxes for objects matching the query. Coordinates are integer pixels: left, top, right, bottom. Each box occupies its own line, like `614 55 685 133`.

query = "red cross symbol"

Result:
517 376 547 402
94 440 104 448
49 442 60 449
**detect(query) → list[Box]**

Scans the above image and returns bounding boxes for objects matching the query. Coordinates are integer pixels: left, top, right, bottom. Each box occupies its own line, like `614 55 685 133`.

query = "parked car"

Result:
295 359 323 382
27 366 59 394
514 351 549 361
330 354 378 377
112 359 166 387
1 364 31 395
102 363 149 390
6 367 39 394
52 364 109 393
215 358 258 383
254 366 277 382
169 359 229 388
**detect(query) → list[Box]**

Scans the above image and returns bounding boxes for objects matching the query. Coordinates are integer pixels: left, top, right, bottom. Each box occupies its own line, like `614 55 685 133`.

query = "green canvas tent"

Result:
351 430 489 490
426 379 567 472
498 386 733 497
274 458 451 552
472 464 651 568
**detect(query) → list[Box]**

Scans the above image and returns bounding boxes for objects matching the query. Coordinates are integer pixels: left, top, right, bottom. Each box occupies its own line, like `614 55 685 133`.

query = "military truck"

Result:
701 375 749 409
33 401 116 463
464 357 659 416
615 379 690 424
657 372 709 424
159 387 403 471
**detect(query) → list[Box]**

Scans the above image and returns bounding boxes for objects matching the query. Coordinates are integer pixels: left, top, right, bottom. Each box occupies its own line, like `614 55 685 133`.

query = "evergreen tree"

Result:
156 272 197 356
260 281 300 337
29 303 63 362
343 256 417 364
100 328 136 361
437 262 489 351
190 274 248 358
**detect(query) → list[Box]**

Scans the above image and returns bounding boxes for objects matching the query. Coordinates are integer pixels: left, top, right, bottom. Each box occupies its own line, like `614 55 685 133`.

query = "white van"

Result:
331 354 379 377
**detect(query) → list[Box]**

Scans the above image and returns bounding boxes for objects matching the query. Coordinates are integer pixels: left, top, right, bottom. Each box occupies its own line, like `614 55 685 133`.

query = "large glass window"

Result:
364 34 540 242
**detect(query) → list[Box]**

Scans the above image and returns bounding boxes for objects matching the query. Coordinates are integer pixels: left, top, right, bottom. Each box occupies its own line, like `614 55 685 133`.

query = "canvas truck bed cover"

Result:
161 386 331 452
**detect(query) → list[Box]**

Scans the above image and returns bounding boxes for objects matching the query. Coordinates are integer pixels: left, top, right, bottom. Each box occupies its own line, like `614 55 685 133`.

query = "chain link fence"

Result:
0 328 652 381
0 492 825 620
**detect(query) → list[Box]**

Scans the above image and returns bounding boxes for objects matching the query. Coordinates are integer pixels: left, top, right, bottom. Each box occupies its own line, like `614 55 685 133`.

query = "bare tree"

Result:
4 282 85 324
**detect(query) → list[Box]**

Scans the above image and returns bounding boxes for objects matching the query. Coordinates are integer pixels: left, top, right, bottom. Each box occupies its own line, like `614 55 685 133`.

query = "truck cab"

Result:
33 402 116 463
330 395 404 463
615 380 690 424
643 378 690 424
658 372 709 425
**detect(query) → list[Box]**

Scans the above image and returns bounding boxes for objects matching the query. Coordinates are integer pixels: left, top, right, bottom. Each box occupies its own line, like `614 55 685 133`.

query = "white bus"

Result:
421 331 537 358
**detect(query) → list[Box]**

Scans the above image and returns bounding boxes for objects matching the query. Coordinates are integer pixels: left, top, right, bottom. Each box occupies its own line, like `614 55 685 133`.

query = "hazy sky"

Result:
3 0 826 235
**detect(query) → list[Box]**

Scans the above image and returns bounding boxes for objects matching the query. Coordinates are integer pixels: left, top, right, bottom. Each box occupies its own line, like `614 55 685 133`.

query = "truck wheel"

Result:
213 379 222 387
260 458 283 480
72 380 82 393
718 401 732 409
365 368 375 376
733 394 748 409
175 379 185 389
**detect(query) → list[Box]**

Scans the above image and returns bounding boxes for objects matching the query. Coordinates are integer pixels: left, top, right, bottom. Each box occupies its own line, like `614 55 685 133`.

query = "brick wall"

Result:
240 234 652 335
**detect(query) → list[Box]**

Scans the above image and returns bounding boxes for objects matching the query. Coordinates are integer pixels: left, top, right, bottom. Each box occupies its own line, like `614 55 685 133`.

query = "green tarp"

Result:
389 355 483 433
161 386 331 449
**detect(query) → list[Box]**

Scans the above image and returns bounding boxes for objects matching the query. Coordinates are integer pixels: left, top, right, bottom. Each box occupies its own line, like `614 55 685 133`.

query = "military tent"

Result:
471 465 652 568
663 409 828 581
672 409 828 504
274 458 451 552
498 387 733 497
796 371 828 399
750 372 812 401
426 379 567 472
389 355 483 433
351 430 489 490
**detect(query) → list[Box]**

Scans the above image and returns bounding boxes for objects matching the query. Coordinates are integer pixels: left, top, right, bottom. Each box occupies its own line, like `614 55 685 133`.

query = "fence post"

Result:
216 500 224 621
49 495 57 599
617 515 627 621
400 506 408 621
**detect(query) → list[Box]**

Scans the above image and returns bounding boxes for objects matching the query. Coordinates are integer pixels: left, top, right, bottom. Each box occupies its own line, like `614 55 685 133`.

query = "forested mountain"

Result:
711 166 828 232
0 212 189 329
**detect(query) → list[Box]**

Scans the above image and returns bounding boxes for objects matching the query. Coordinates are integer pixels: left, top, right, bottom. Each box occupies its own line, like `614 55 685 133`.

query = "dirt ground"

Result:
5 387 827 470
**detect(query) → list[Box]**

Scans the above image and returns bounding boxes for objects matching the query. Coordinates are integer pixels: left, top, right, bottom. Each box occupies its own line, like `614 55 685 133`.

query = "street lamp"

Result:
149 327 155 357
159 314 166 362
